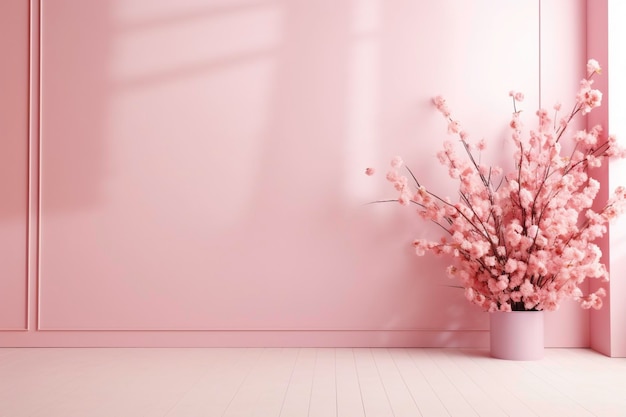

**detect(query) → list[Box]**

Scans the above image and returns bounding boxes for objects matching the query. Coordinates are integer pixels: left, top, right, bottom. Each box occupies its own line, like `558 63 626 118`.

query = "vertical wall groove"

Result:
29 0 42 331
539 0 542 109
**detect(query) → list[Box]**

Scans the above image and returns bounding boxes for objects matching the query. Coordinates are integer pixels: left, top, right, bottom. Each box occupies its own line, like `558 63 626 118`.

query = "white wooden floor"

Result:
0 348 624 417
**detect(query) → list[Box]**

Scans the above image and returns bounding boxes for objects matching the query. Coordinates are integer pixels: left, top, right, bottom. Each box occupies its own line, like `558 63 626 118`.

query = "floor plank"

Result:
308 348 337 417
163 348 260 417
406 349 479 417
448 349 540 417
389 348 453 417
279 348 316 417
335 349 365 417
433 349 508 417
372 348 423 417
353 348 394 417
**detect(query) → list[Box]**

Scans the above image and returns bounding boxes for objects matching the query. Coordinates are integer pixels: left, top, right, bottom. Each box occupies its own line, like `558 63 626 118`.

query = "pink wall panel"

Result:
606 1 626 358
588 0 626 357
587 0 612 357
37 0 541 337
0 0 29 330
540 0 590 347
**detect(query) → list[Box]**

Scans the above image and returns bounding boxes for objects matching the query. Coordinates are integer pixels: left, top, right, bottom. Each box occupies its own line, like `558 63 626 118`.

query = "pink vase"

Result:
489 310 544 360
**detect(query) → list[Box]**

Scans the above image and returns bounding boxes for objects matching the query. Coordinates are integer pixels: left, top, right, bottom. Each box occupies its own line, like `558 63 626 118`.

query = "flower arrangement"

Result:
367 59 626 312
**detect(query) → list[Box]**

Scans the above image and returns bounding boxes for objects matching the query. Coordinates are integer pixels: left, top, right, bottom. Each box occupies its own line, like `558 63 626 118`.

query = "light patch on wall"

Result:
104 59 276 232
351 0 380 33
344 0 381 199
103 2 283 233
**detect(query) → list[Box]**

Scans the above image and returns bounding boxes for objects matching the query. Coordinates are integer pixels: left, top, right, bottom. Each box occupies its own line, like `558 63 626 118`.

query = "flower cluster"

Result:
368 59 626 312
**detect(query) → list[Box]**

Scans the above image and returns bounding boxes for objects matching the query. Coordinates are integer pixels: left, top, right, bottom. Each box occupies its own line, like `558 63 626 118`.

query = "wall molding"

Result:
29 0 41 332
34 327 489 332
0 329 491 348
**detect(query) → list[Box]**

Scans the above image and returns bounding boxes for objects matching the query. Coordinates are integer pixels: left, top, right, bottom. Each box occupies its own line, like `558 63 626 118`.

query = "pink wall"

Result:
588 0 626 357
0 0 596 347
0 0 29 331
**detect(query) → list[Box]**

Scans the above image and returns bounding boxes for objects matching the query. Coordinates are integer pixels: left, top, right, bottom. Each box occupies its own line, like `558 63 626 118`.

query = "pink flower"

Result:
365 167 375 176
606 135 626 157
496 277 509 290
592 297 603 309
499 303 512 312
504 258 518 273
587 58 601 74
510 116 522 130
413 239 427 256
469 241 490 259
509 90 524 102
536 108 551 131
520 279 534 297
580 78 593 89
488 302 499 312
519 187 533 208
391 156 403 168
524 293 540 310
586 155 601 168
386 170 399 182
433 96 451 117
577 87 602 114
579 288 606 309
398 192 411 206
448 120 461 134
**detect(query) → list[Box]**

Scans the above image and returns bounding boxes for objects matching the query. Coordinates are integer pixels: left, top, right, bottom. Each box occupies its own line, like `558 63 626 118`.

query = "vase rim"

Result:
490 310 544 313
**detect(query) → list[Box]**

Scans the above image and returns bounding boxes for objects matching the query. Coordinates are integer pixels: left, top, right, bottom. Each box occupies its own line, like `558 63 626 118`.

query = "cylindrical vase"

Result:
489 310 544 360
